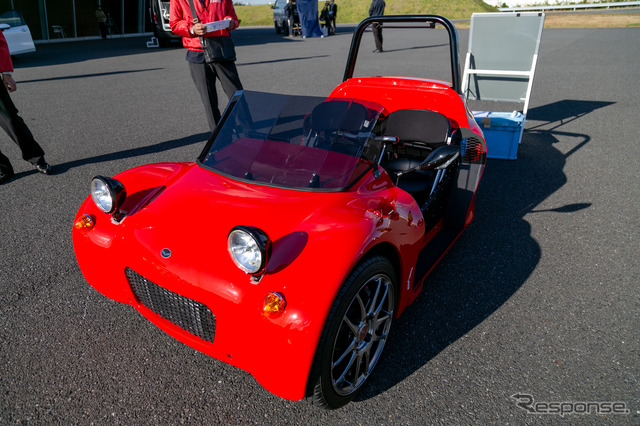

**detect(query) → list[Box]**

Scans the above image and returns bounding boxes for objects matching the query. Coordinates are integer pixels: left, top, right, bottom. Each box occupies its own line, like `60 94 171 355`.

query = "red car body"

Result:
73 16 486 406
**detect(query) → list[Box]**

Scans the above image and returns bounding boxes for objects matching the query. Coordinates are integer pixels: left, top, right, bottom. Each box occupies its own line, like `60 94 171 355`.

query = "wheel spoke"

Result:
372 310 392 329
333 350 356 389
355 345 371 384
371 280 389 319
354 349 364 382
343 316 360 336
332 338 357 367
365 277 382 317
355 294 367 322
371 331 388 342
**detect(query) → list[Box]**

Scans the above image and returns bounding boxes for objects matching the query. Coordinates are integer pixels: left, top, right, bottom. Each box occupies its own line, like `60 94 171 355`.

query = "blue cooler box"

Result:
473 111 524 160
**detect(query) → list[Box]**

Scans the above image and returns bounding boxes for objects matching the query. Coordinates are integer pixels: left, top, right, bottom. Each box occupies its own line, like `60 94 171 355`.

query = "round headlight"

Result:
227 226 270 275
90 176 126 214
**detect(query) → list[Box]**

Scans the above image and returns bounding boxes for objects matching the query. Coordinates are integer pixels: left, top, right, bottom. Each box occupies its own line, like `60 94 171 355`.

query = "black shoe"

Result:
0 168 14 184
36 161 52 175
372 49 383 53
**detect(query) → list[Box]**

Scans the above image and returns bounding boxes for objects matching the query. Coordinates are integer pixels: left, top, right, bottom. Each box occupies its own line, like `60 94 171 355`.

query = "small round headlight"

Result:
91 176 126 215
227 226 270 275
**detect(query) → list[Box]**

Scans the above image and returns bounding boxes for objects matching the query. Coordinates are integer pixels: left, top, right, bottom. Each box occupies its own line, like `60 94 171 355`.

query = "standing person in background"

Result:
320 2 330 34
284 0 298 37
96 6 108 39
170 0 243 132
0 31 51 184
369 0 385 53
327 0 337 35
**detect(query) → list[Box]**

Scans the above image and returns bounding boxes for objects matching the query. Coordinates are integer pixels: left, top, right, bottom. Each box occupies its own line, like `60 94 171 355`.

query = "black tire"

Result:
307 256 397 409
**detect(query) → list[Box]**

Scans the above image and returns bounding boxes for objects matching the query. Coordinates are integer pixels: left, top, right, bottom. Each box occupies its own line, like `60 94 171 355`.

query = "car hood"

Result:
134 163 370 235
123 163 386 287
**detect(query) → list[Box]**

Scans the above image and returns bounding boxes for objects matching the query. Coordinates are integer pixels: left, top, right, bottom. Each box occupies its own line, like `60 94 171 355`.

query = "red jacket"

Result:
0 31 14 73
170 0 239 51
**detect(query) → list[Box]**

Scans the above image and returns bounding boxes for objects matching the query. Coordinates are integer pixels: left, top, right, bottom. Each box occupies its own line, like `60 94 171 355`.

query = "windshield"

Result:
199 91 385 191
0 10 27 27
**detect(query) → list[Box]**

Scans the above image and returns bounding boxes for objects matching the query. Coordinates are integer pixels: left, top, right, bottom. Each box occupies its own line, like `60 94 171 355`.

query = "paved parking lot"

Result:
0 25 638 423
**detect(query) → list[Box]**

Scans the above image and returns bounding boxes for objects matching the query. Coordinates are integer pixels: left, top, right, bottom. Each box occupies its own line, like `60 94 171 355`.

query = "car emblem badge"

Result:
161 248 171 259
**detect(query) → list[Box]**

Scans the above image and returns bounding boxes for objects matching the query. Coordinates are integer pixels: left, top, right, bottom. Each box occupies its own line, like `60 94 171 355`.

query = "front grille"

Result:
125 268 216 344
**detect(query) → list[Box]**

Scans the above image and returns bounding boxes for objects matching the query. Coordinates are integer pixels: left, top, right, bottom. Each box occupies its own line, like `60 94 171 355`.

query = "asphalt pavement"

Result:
0 24 638 424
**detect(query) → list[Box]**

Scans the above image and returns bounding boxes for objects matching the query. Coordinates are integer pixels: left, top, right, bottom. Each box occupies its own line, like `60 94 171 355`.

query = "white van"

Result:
0 10 35 55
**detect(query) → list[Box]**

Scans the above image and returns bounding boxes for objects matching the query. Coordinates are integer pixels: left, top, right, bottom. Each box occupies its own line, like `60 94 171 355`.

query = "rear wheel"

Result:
307 256 396 409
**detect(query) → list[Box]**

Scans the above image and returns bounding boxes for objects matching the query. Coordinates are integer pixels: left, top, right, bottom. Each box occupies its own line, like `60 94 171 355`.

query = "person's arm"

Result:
2 74 16 92
223 0 240 31
0 31 15 92
170 0 196 37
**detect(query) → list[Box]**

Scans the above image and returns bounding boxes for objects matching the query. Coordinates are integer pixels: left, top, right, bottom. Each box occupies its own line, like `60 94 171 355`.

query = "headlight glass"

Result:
90 176 126 215
91 177 114 213
227 227 269 275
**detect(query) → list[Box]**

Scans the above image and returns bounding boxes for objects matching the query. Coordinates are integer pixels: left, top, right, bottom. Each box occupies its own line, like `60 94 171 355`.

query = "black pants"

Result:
0 83 45 175
189 60 243 132
287 17 296 36
99 22 108 39
372 23 383 51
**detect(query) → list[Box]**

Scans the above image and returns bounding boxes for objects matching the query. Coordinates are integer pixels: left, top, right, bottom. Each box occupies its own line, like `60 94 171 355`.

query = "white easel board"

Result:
462 12 545 159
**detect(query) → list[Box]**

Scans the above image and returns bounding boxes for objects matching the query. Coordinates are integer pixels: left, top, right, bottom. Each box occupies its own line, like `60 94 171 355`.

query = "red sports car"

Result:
73 15 486 408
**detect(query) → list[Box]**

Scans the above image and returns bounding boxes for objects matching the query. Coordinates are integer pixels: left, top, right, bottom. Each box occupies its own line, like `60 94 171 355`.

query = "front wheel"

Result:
307 256 397 409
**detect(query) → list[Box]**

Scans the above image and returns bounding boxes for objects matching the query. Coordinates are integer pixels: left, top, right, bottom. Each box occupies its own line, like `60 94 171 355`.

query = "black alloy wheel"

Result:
307 255 397 409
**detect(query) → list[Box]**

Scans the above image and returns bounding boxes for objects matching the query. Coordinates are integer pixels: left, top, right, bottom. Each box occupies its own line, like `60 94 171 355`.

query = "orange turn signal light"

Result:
262 292 286 318
74 214 95 230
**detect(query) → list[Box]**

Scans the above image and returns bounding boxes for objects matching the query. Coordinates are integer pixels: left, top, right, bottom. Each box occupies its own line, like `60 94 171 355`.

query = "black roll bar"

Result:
342 15 461 95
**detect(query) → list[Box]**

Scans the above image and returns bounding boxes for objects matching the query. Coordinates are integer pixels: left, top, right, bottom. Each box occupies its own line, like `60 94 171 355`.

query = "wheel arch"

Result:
305 245 401 406
358 242 402 306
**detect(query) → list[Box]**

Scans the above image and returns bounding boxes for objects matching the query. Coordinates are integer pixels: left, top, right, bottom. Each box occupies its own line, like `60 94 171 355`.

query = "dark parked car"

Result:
273 0 299 35
149 0 181 46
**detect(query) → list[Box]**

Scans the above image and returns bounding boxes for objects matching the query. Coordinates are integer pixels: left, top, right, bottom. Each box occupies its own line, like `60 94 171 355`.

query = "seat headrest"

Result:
310 101 368 133
385 109 450 145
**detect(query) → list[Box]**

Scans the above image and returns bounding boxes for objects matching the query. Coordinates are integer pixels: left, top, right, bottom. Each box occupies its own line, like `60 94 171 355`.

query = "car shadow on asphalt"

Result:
12 132 210 177
13 37 179 69
18 68 164 84
355 99 609 403
239 55 329 67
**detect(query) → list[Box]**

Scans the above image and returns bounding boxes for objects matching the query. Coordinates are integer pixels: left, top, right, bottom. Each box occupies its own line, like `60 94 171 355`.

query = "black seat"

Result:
309 100 367 133
382 109 451 199
306 101 368 153
384 109 450 159
386 158 436 194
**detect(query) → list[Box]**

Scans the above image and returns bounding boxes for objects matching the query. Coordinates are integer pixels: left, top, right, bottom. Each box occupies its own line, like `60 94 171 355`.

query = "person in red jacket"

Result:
170 0 243 132
0 31 50 184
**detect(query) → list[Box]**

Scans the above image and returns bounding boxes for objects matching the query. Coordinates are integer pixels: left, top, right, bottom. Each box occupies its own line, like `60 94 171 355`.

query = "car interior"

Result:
304 100 369 157
304 102 460 216
376 109 460 211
